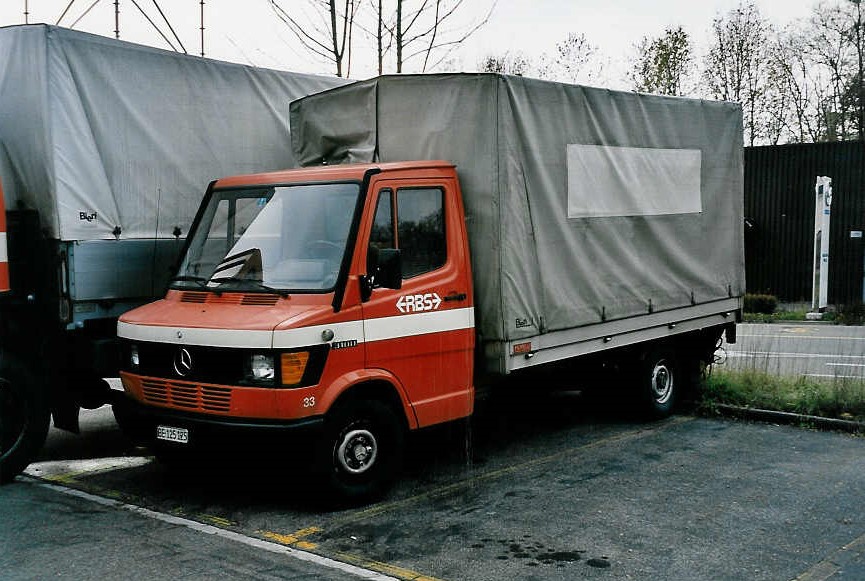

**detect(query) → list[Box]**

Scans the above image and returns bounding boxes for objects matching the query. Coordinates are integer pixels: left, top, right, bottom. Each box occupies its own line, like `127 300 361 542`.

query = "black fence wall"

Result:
744 141 865 306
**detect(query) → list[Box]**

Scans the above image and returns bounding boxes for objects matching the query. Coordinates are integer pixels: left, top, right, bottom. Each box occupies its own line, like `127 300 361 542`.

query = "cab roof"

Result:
213 160 455 189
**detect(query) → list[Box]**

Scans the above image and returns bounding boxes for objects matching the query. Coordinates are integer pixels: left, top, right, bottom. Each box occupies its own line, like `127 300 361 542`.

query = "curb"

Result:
711 404 865 434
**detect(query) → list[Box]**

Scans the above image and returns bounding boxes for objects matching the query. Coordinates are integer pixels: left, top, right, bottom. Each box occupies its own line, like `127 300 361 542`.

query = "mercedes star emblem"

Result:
173 347 193 377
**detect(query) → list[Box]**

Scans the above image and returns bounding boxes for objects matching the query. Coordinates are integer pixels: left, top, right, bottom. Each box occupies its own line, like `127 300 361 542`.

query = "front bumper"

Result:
112 392 324 452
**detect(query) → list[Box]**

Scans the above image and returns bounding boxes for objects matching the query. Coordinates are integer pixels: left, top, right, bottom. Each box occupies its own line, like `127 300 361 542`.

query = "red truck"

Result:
116 74 744 500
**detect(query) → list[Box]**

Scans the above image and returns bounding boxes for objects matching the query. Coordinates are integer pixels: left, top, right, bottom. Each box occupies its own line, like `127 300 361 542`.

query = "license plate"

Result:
156 425 189 444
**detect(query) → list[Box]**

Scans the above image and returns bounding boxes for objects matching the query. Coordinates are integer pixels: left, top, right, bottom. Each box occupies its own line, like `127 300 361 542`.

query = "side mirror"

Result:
376 248 402 290
361 246 402 301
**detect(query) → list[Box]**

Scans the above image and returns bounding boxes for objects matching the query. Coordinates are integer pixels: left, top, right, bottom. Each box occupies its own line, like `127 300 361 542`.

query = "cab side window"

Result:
370 187 446 279
370 189 395 250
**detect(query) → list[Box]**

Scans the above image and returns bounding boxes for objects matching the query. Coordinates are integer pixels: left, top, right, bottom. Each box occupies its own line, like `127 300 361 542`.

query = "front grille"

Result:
141 379 232 413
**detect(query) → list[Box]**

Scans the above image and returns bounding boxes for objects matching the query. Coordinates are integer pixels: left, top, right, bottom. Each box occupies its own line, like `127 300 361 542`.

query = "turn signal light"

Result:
281 351 310 385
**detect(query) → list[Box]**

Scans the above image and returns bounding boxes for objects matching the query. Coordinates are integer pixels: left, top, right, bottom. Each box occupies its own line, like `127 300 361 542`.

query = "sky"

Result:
0 0 823 89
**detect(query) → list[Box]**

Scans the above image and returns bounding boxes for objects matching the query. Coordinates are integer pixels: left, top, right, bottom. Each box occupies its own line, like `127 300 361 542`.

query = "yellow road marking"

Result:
260 527 440 580
260 526 322 548
200 514 236 528
334 551 444 581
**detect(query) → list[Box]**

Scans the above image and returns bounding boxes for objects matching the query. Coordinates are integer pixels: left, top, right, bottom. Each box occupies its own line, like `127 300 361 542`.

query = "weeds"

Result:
701 368 865 422
836 303 865 326
742 309 834 324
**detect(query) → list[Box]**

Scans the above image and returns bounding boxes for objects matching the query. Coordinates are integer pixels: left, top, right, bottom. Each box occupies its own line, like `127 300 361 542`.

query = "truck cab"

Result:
117 161 475 499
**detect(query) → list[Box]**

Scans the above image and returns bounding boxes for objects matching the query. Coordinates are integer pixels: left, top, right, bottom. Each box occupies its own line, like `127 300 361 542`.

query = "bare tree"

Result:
271 0 359 77
703 1 770 145
763 24 822 143
374 0 387 74
629 26 693 96
846 0 864 139
479 51 531 76
360 0 493 73
805 1 863 140
536 33 603 84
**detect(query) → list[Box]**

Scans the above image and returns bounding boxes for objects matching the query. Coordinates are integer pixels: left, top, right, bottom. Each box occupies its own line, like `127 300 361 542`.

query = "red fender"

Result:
318 368 419 430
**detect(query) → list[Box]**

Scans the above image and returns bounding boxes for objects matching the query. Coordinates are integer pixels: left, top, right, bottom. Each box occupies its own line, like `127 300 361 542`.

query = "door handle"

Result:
444 292 467 302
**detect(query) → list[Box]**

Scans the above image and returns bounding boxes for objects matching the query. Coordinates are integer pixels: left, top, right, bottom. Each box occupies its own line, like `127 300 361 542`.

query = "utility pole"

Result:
114 0 120 39
200 0 205 57
24 0 29 24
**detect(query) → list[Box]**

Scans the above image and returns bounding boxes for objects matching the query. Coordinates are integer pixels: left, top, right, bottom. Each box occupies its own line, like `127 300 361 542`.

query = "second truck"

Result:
0 24 346 483
116 74 745 500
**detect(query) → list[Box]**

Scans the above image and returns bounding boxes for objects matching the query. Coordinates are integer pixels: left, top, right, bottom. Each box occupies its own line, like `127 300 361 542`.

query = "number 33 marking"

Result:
302 396 316 408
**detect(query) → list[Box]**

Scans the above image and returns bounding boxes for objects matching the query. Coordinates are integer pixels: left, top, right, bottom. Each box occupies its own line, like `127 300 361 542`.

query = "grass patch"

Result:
743 309 812 323
701 368 865 423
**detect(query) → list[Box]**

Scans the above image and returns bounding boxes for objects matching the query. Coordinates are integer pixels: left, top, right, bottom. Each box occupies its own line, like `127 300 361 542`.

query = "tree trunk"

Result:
396 0 403 73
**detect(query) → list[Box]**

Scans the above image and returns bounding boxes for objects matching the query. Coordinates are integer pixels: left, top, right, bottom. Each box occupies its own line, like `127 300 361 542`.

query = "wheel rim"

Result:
336 428 378 475
0 378 28 460
650 360 674 405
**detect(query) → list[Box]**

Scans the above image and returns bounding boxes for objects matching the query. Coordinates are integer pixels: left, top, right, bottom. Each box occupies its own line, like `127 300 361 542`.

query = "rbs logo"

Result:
396 292 442 313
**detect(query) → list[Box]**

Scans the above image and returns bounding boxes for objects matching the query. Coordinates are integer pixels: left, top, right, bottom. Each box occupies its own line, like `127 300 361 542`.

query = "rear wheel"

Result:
318 399 405 503
0 359 50 484
635 349 679 419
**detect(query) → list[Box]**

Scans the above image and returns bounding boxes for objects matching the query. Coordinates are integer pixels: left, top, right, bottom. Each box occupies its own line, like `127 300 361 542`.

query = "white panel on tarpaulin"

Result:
566 145 702 219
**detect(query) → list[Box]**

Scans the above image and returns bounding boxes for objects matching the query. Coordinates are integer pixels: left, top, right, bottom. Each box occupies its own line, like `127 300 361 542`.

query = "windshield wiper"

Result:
209 277 290 297
170 275 209 288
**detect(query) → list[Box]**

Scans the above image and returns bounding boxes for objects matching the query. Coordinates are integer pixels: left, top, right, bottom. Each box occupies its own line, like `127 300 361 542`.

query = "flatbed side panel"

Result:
503 298 740 372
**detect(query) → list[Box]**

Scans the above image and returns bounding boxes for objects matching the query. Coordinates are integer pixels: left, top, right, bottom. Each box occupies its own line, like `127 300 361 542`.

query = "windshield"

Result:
173 182 360 292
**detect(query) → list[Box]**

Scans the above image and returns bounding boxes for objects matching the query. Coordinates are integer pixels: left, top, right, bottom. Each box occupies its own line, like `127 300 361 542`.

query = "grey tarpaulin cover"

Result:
290 74 745 346
0 24 347 241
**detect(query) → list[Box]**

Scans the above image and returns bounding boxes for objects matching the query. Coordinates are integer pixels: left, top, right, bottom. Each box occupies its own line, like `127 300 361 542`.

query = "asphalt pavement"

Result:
3 383 865 580
1 480 373 581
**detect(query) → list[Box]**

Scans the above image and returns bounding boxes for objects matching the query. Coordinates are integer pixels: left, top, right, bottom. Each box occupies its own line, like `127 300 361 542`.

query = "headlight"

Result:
130 344 140 367
248 354 275 381
281 351 310 386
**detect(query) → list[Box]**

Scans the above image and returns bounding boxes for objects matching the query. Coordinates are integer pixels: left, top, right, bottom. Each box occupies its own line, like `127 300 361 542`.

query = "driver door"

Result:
360 177 474 427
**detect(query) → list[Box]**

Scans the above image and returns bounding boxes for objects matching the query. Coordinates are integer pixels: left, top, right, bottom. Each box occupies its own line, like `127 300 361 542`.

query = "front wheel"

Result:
318 399 405 503
0 359 50 484
634 349 679 419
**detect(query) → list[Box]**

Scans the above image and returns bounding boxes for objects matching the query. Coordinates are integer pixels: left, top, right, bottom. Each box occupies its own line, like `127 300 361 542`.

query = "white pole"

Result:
811 176 832 314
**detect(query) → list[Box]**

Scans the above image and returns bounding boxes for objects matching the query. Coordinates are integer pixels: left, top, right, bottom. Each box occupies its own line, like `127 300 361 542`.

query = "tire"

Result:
317 399 405 503
634 349 679 419
0 359 50 484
